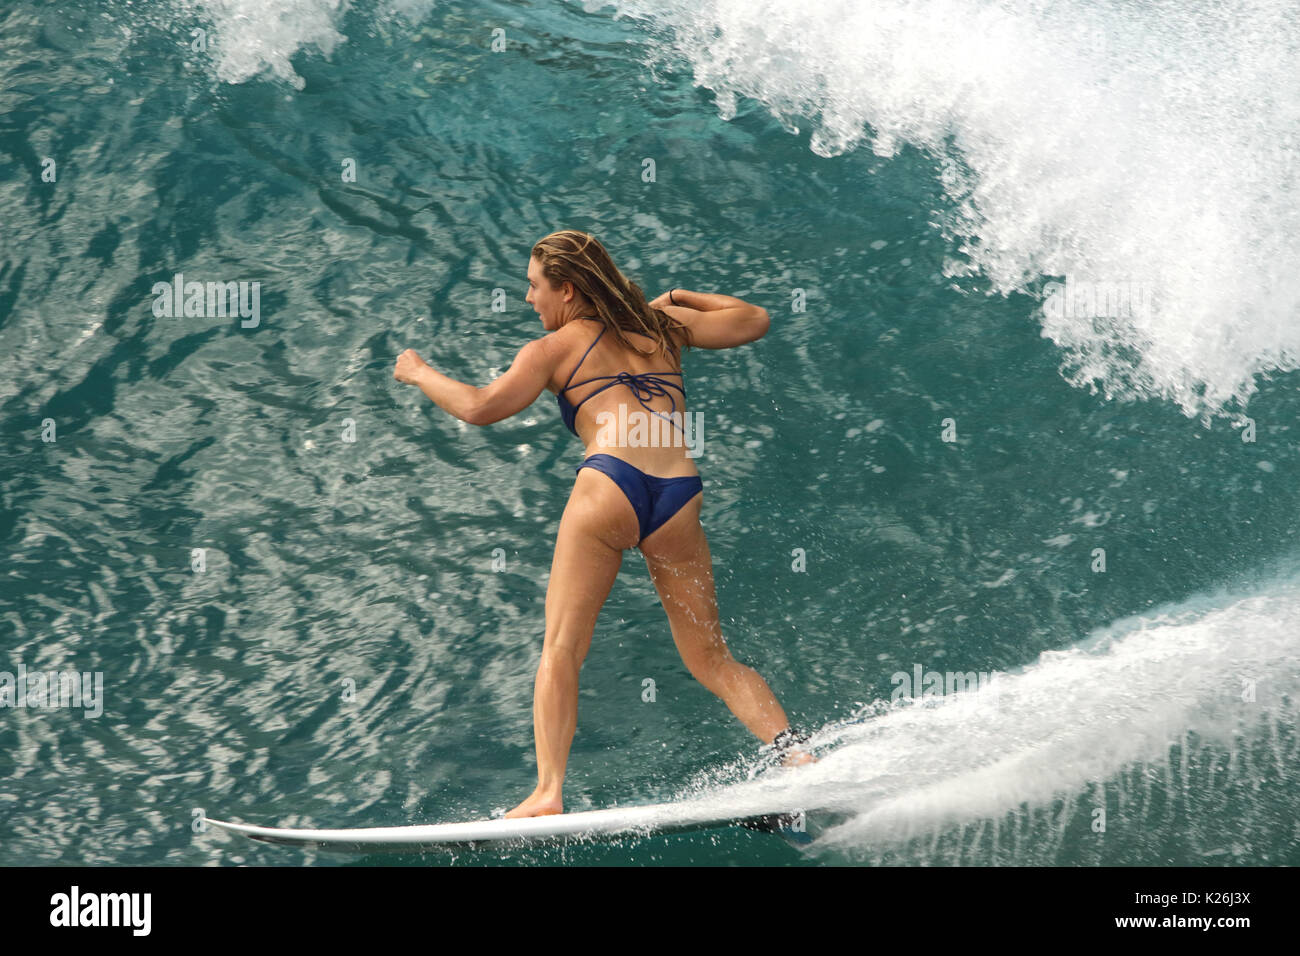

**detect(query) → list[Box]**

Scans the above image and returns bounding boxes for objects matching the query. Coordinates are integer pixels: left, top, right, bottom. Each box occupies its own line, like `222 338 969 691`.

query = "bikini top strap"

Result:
560 320 606 392
568 371 689 433
566 370 684 394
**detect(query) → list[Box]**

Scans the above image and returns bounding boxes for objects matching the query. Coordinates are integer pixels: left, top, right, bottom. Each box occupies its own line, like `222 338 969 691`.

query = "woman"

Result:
394 230 809 818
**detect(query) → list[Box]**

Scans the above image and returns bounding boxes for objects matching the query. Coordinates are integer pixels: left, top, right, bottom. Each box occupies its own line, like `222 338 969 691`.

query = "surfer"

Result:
394 230 811 818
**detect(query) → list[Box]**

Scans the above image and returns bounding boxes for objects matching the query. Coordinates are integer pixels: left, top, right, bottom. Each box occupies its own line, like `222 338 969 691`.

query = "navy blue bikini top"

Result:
556 317 686 437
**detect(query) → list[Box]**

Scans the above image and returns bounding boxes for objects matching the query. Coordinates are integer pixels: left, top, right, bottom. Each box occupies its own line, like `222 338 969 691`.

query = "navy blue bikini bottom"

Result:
575 454 703 544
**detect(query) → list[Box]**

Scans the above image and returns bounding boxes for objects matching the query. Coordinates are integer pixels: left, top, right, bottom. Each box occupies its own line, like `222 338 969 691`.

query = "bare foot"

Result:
504 789 564 818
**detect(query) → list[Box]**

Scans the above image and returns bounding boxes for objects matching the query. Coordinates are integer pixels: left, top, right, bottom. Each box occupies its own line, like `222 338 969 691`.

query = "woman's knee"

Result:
539 633 590 673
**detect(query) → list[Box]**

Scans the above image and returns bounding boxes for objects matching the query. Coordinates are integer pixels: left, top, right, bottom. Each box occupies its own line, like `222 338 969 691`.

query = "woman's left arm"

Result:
394 338 560 426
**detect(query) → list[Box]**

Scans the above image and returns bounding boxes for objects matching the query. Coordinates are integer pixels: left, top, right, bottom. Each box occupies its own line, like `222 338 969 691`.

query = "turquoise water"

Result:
2 0 1298 866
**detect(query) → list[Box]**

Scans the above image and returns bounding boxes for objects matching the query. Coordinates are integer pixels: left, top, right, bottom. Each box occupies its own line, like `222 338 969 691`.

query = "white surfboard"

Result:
204 797 814 851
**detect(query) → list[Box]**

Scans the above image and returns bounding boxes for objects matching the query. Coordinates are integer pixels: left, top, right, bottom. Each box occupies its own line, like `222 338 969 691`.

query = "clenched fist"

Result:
393 348 429 385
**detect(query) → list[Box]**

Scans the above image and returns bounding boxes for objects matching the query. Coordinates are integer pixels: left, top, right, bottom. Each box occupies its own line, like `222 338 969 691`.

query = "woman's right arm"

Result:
651 289 770 349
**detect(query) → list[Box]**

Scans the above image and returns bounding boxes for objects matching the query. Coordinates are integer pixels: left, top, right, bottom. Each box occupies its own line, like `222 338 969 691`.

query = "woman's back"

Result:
553 317 699 478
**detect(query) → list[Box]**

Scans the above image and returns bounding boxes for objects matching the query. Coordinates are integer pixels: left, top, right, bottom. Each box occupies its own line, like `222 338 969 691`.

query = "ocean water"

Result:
1 0 1297 866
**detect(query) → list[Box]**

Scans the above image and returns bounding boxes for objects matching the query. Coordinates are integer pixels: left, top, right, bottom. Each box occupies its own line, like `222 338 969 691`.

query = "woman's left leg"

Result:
506 468 640 818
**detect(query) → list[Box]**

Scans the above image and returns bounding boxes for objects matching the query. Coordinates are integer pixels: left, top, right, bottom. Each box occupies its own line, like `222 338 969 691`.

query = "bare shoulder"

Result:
535 321 592 390
541 321 588 355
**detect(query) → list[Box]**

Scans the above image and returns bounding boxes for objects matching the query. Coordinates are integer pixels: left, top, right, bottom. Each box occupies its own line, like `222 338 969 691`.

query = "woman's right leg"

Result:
506 468 641 818
639 495 793 746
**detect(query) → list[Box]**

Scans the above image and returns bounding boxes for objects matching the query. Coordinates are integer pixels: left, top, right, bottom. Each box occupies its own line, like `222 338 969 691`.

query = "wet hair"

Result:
531 230 688 362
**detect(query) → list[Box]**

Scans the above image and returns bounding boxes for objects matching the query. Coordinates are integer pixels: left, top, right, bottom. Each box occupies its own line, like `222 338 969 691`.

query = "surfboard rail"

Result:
203 800 813 851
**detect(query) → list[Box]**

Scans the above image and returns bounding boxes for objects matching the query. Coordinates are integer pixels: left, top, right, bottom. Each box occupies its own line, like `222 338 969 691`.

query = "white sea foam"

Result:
178 0 436 88
606 0 1300 422
671 557 1300 860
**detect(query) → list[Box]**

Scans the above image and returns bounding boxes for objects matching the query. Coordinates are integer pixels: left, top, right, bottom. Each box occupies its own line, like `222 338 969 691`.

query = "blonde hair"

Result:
531 230 688 362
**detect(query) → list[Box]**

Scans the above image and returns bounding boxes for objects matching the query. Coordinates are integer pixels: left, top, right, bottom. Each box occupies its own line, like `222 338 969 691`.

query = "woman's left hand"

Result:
394 348 429 385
